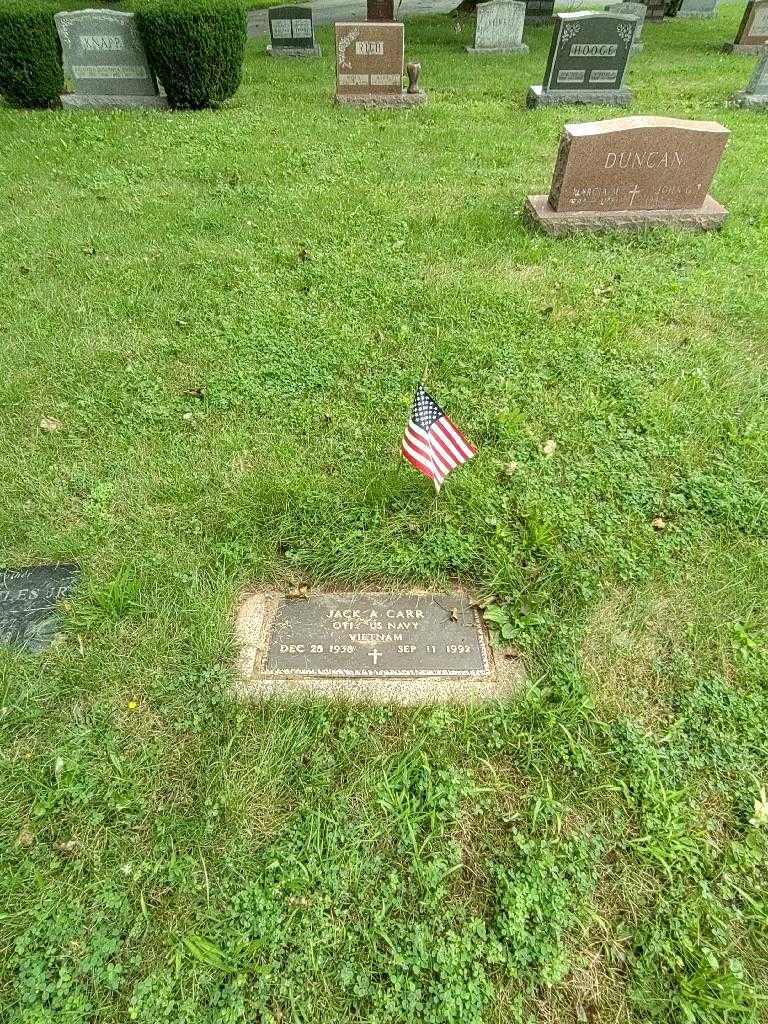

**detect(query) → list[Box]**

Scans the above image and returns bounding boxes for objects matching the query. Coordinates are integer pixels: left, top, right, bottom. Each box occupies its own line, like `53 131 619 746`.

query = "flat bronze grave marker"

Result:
0 564 79 652
235 591 522 703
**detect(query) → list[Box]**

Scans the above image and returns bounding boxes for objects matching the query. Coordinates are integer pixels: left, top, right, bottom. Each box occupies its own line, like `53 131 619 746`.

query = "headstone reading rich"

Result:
527 11 637 107
0 564 79 653
525 0 555 24
524 115 730 234
54 9 166 109
335 22 426 106
368 0 395 19
604 1 646 50
727 0 768 52
677 0 717 18
732 50 768 106
267 5 321 56
235 590 523 703
467 0 528 53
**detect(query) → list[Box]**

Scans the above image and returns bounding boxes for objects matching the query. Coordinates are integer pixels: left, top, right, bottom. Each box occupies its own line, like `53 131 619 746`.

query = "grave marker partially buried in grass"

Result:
0 564 79 653
235 590 523 703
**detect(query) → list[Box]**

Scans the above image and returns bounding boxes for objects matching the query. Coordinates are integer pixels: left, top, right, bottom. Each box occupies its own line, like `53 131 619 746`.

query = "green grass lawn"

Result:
1 6 768 1021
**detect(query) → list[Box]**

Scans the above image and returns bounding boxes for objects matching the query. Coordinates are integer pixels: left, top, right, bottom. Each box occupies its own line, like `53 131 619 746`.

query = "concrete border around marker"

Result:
233 589 525 704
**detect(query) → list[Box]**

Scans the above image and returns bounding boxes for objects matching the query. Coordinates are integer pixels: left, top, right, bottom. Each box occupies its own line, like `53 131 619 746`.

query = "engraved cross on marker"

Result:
367 648 383 667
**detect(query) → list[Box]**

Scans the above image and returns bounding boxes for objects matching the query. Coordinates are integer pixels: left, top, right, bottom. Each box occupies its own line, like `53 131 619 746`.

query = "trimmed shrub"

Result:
135 0 246 110
0 0 63 109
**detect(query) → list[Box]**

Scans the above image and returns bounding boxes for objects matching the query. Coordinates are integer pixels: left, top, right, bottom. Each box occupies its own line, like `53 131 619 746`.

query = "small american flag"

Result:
401 384 477 491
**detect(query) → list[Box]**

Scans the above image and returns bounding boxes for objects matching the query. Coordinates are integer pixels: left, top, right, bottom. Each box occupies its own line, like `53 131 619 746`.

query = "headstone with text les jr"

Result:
727 0 768 52
732 51 768 107
267 5 321 56
0 564 79 653
527 11 637 108
467 1 529 54
55 9 166 108
335 22 426 106
524 115 730 234
678 0 717 19
235 591 523 703
604 2 646 51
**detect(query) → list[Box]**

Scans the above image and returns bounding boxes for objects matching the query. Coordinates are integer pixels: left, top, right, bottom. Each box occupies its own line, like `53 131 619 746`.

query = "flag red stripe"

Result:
429 428 464 470
404 429 437 469
435 417 476 460
402 431 437 475
402 445 436 482
439 416 476 456
405 424 452 477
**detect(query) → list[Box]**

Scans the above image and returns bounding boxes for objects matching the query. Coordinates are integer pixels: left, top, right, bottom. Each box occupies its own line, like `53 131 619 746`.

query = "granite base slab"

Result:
732 90 768 107
725 43 767 54
524 193 728 235
527 84 632 107
525 14 553 22
677 9 715 15
61 93 168 109
465 43 529 53
267 43 322 56
335 90 427 106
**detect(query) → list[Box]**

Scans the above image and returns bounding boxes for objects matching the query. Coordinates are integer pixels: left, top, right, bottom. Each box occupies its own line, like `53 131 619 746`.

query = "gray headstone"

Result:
54 9 166 108
0 564 79 653
268 5 321 56
732 50 768 106
264 592 489 677
604 1 646 47
467 0 528 53
525 0 555 23
678 0 717 17
528 11 636 107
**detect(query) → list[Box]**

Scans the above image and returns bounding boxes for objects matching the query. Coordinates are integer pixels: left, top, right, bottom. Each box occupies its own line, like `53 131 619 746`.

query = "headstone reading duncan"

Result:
678 0 717 19
604 1 646 50
524 115 730 235
467 0 528 54
732 50 768 106
335 22 426 106
726 0 768 52
527 11 637 108
0 564 79 653
235 591 523 703
267 5 321 56
54 9 166 108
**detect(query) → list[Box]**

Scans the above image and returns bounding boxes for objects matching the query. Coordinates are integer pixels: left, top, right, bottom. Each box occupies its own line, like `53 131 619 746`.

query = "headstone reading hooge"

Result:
527 11 637 108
